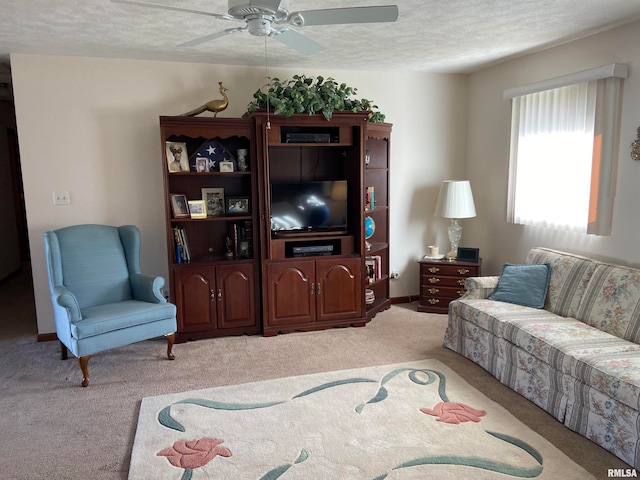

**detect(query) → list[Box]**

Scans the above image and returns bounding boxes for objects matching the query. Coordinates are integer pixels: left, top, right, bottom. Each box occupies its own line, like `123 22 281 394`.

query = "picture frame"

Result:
226 196 250 215
201 187 225 217
195 157 208 172
219 161 235 173
457 247 480 263
170 193 190 218
187 200 207 219
166 142 189 173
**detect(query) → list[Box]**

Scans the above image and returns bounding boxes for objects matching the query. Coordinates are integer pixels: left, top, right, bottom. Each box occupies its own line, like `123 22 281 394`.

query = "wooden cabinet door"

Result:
316 257 363 322
216 263 256 330
266 260 315 326
174 266 216 332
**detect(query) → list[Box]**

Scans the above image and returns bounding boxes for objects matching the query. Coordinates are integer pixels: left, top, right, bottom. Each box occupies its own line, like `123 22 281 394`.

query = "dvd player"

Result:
292 245 334 257
285 132 332 143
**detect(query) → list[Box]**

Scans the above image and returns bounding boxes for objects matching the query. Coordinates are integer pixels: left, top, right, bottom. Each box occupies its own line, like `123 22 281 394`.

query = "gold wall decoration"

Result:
632 127 640 161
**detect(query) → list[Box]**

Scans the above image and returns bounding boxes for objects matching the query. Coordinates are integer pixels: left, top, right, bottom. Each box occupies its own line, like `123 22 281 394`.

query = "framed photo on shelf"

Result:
166 142 189 172
226 196 250 215
187 200 207 219
170 193 190 218
195 157 208 172
219 161 234 173
201 187 225 217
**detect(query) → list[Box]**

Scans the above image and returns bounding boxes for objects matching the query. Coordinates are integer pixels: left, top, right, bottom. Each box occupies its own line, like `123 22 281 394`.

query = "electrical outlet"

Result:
53 191 70 205
390 271 400 280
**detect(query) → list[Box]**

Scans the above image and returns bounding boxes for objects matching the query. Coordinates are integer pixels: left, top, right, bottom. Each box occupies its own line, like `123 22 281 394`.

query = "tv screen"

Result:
270 180 348 233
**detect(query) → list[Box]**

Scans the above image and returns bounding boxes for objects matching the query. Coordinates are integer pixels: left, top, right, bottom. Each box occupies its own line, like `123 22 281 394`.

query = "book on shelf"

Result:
365 186 375 211
173 226 190 263
227 220 253 260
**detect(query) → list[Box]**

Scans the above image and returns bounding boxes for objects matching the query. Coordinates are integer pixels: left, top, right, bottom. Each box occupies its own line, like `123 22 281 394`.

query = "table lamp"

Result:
435 180 476 260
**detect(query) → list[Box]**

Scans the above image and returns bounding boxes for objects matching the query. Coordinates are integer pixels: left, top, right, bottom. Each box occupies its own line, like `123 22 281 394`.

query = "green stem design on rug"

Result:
155 367 546 479
372 431 543 479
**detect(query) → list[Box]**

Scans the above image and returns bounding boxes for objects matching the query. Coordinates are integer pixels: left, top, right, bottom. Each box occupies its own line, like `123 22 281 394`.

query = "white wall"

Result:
465 20 640 275
10 54 467 334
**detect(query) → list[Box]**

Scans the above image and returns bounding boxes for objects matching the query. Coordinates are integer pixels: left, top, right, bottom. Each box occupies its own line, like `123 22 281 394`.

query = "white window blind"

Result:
504 64 627 235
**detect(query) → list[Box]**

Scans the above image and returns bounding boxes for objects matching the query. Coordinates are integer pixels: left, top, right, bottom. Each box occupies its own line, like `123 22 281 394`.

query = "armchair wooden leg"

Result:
60 340 68 360
166 333 176 360
78 356 91 387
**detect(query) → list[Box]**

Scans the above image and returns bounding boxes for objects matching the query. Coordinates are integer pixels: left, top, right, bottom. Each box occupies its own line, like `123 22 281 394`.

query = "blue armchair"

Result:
43 224 177 387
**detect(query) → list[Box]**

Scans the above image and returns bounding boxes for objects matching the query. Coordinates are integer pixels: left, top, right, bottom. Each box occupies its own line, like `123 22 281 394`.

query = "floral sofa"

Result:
444 247 640 468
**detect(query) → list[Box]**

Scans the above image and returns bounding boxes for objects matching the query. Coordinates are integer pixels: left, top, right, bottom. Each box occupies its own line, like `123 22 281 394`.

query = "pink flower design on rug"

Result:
157 437 232 470
420 401 487 424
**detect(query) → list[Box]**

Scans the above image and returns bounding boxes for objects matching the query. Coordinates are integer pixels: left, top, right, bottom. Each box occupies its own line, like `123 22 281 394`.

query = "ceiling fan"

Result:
111 0 399 55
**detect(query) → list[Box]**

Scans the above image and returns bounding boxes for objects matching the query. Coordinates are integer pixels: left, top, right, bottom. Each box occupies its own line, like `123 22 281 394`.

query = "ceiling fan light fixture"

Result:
247 17 273 36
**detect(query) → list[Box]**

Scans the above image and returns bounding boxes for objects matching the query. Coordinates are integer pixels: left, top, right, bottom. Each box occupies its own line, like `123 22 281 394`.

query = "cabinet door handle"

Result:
210 289 215 301
457 268 470 275
428 267 440 273
428 277 440 284
316 283 321 295
310 282 315 295
428 288 439 294
428 298 440 305
217 288 222 301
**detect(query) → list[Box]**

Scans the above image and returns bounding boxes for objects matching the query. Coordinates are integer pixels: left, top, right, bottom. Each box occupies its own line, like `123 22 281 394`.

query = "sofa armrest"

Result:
130 273 166 303
52 285 82 322
461 276 500 300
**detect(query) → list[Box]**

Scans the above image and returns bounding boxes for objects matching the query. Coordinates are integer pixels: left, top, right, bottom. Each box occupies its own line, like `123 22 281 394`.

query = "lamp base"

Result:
446 218 462 261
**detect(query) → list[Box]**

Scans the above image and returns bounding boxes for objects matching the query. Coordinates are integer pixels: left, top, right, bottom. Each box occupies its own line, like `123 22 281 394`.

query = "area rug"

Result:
129 359 595 479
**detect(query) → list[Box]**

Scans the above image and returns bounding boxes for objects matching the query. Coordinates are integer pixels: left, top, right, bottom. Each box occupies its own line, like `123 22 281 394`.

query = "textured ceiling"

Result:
1 0 640 74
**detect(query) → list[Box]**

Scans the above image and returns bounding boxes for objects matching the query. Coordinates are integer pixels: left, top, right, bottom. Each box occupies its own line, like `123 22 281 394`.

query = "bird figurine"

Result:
180 82 229 117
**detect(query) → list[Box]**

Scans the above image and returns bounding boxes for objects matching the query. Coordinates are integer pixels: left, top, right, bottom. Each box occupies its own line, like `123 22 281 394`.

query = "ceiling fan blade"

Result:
111 0 233 21
289 5 398 27
271 29 324 55
178 27 246 48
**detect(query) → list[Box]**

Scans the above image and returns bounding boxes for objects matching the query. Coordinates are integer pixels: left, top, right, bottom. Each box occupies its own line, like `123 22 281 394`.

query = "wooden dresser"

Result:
418 258 481 313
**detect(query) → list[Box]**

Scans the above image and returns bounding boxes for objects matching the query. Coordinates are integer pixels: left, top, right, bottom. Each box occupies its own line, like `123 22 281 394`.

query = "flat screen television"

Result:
270 180 348 234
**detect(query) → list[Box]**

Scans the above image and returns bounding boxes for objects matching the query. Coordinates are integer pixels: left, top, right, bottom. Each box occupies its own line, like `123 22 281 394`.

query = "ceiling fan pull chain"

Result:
265 35 271 130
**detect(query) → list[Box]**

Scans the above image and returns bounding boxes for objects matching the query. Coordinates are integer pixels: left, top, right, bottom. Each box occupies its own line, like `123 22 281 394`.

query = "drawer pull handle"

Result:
428 267 440 273
428 277 440 284
428 288 439 294
428 298 440 305
457 268 470 275
457 279 465 286
457 290 465 296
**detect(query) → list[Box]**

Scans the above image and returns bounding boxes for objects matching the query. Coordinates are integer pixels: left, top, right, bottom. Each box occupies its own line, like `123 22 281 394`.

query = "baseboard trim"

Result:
37 333 57 343
390 295 419 304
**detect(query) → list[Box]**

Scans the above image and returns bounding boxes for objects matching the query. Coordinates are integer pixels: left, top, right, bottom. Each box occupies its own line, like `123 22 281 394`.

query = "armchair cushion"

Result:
71 300 176 339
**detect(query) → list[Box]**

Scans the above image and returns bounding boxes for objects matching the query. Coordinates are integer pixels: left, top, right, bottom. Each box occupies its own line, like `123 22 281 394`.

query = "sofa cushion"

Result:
489 263 551 308
577 263 640 343
525 248 598 318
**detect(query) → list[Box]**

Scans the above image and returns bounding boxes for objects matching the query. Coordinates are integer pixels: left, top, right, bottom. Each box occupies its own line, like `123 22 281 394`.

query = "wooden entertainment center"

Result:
160 112 391 341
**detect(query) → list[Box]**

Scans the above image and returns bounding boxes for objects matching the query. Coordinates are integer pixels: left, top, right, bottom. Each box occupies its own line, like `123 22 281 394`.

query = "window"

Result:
504 64 627 235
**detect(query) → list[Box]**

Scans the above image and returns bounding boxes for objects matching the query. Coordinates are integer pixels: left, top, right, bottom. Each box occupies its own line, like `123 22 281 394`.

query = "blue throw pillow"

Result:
488 263 551 309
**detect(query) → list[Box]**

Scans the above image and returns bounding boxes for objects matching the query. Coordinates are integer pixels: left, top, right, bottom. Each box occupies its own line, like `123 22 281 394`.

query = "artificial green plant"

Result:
246 75 385 123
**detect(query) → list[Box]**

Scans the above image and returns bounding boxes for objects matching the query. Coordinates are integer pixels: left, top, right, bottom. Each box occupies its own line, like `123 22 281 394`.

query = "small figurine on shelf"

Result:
225 237 233 259
237 149 249 171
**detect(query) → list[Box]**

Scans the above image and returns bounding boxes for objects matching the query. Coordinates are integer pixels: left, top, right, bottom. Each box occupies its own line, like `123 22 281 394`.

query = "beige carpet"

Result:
0 270 630 479
130 360 595 479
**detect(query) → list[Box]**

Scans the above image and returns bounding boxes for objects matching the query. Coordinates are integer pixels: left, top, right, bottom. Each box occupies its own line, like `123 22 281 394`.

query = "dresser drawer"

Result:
418 258 481 313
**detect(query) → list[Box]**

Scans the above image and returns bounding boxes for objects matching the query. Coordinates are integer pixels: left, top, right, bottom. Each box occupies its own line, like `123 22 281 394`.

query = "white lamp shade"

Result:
435 180 477 219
